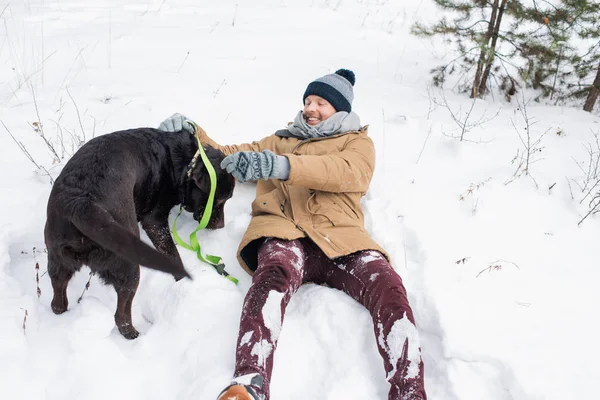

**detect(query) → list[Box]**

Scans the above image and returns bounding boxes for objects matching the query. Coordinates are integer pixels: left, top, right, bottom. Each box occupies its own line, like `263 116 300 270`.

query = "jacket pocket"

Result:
309 192 360 227
251 189 287 218
341 201 360 220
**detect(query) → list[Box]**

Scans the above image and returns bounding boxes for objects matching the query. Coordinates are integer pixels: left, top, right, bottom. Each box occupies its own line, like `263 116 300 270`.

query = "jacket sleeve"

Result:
194 124 274 155
284 135 375 193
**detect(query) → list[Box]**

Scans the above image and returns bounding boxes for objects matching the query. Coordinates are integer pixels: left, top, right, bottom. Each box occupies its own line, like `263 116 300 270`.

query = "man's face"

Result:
303 95 337 126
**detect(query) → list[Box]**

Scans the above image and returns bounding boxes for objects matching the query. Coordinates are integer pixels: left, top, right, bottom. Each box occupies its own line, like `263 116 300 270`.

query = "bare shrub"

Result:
429 89 499 142
505 94 549 188
571 130 600 225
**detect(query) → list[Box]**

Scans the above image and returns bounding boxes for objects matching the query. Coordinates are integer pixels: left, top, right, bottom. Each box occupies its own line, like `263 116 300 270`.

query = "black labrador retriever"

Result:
44 128 234 339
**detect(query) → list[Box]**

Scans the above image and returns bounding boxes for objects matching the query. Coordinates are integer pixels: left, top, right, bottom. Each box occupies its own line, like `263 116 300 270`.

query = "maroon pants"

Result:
232 238 426 400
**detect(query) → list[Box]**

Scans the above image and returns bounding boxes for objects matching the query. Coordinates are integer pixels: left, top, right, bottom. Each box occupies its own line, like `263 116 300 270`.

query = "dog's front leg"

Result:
141 216 184 270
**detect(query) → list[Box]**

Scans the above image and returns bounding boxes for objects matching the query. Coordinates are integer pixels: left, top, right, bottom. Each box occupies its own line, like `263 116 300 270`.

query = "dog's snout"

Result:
212 218 225 229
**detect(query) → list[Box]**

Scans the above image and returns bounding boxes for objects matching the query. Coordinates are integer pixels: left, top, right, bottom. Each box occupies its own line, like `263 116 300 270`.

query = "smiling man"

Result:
159 69 427 400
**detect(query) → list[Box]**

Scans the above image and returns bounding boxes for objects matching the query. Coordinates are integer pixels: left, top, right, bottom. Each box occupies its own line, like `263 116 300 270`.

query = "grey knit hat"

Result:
303 69 355 113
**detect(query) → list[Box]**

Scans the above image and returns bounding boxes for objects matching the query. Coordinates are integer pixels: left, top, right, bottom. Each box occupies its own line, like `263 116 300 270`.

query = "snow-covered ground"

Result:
1 1 599 399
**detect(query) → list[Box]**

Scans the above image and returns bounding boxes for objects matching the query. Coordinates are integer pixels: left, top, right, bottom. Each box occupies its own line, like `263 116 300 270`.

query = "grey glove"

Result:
158 113 195 135
221 150 290 183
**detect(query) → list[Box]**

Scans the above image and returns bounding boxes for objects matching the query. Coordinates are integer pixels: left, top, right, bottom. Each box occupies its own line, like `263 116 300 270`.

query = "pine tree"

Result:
412 0 600 108
583 60 600 112
517 0 600 106
473 0 509 98
412 0 527 98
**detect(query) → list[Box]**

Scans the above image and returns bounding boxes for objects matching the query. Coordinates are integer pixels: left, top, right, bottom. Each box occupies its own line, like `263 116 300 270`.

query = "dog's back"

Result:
44 128 235 339
45 129 191 280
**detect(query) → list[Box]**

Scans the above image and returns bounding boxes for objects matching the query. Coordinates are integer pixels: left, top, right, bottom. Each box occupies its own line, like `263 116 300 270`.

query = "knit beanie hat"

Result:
303 69 355 113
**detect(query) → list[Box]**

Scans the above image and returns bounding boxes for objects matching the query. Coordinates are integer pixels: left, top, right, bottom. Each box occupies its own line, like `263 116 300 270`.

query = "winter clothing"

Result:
230 237 426 400
192 123 388 275
303 68 355 112
161 70 427 400
157 113 195 135
221 150 290 183
286 109 362 139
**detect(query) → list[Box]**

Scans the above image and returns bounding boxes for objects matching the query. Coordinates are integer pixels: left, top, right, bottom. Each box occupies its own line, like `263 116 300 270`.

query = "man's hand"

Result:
158 113 196 135
220 150 290 183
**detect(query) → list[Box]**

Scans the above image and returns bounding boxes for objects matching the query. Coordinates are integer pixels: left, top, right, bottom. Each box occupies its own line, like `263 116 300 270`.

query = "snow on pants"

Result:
233 237 427 400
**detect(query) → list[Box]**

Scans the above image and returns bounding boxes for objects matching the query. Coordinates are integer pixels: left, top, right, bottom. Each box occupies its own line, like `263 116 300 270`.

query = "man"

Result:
159 69 427 400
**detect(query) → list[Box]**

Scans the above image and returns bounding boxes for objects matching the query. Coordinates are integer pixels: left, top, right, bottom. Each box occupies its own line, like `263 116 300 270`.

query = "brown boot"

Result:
217 384 260 400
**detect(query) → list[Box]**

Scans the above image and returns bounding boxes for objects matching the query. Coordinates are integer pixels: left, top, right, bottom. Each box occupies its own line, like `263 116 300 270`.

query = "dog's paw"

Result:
118 325 140 340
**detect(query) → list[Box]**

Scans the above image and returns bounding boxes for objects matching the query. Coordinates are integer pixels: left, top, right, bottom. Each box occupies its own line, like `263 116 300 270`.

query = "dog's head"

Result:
183 146 235 229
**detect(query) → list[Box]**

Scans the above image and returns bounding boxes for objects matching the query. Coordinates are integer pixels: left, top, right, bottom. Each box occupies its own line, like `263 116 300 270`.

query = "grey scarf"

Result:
284 110 362 139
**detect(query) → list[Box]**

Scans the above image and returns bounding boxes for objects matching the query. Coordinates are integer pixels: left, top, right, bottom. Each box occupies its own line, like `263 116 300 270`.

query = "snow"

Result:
262 290 284 342
251 339 273 370
379 316 422 381
1 0 600 399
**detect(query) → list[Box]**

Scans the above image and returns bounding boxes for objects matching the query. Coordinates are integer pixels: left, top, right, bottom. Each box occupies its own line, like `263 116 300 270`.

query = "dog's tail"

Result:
71 202 191 280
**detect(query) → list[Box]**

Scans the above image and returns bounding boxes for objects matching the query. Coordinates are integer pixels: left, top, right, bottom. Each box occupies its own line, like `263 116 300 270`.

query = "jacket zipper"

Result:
286 130 365 231
278 187 304 232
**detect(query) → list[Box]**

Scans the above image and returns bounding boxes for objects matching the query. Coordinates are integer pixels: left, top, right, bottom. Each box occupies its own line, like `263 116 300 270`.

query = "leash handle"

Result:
172 209 239 285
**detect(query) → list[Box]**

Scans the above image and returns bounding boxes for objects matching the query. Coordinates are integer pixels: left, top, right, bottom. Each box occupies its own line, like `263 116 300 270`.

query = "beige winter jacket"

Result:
194 124 388 275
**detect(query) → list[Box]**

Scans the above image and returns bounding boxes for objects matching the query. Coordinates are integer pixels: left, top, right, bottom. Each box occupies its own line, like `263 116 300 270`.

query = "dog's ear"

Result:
190 145 227 192
191 165 211 192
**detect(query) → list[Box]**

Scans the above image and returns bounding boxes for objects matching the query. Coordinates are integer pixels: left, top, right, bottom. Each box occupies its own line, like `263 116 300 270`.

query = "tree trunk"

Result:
584 61 600 112
471 0 500 98
478 0 509 97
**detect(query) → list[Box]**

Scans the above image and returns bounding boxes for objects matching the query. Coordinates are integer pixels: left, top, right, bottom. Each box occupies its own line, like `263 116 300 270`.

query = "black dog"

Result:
44 128 234 339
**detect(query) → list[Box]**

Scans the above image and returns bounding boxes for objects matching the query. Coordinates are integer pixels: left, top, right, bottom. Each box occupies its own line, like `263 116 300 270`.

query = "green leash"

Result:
171 122 238 285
